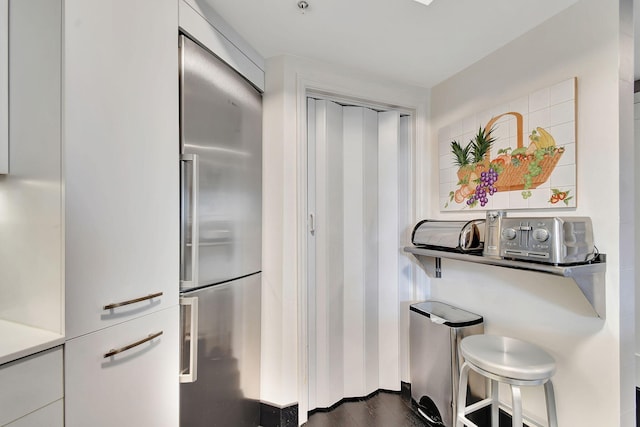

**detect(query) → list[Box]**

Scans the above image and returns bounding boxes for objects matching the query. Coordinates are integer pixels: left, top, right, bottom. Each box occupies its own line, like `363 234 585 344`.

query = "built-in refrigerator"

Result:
178 34 262 427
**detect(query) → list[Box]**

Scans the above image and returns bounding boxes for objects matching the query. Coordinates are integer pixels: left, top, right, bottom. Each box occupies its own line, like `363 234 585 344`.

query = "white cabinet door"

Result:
0 347 63 426
65 306 179 427
64 0 179 339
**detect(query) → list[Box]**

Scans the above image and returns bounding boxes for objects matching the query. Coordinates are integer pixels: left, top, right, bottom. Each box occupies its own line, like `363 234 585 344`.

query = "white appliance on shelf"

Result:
178 34 262 427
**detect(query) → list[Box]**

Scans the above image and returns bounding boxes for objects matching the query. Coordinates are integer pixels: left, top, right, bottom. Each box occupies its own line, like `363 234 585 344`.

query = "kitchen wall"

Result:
261 1 636 424
0 0 63 333
429 0 633 424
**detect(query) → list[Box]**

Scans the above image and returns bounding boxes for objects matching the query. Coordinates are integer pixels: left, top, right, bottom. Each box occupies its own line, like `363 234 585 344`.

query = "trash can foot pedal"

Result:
417 396 445 426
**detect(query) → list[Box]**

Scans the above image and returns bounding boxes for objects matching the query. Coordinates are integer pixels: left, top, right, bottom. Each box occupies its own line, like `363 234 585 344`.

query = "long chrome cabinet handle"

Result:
103 292 163 310
179 296 198 383
180 153 199 288
104 331 163 358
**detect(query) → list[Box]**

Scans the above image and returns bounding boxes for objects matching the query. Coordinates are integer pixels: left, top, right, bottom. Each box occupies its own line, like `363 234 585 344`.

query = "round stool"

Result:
455 335 557 427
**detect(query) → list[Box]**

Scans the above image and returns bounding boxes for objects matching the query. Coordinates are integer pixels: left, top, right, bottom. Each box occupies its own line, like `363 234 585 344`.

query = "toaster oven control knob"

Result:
501 228 517 240
532 228 550 242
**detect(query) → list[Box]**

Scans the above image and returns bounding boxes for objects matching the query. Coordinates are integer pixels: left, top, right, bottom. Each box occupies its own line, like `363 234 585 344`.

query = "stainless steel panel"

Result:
180 273 261 427
179 35 262 290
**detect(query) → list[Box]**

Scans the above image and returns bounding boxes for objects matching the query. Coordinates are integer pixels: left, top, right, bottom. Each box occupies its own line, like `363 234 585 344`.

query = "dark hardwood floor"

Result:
303 390 522 427
304 391 427 427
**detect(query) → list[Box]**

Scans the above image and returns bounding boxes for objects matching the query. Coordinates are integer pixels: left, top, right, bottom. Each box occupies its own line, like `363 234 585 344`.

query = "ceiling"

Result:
200 0 581 88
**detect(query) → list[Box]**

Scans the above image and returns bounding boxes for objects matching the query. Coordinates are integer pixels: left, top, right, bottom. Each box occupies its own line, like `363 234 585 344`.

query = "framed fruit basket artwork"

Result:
439 77 577 211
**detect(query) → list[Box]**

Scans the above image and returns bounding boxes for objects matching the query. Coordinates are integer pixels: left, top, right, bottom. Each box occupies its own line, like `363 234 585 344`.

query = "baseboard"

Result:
401 381 412 401
260 401 298 427
636 387 640 427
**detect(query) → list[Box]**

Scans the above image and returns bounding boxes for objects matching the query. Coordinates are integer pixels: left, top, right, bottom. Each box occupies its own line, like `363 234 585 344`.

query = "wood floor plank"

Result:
305 392 426 427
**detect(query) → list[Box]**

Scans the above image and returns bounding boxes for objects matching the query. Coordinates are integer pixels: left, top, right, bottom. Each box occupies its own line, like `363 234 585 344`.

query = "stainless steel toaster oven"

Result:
498 216 594 264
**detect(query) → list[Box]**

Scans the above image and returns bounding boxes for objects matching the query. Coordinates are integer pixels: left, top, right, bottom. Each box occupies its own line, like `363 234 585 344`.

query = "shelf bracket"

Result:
567 267 606 318
410 253 440 278
434 257 442 278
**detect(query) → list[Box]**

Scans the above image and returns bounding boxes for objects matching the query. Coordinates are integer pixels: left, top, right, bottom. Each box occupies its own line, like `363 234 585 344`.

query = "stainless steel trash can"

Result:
410 300 484 426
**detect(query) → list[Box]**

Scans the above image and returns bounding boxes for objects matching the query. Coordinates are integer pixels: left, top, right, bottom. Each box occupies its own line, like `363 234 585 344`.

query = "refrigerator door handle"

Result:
180 153 199 289
179 296 199 383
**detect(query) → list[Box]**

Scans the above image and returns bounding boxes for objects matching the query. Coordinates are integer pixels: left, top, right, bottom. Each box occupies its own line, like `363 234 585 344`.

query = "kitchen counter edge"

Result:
0 319 64 366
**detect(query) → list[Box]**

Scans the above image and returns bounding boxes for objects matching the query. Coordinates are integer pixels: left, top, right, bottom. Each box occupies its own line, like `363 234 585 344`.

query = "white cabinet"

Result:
64 0 179 339
5 401 63 427
0 2 64 423
63 0 179 424
65 307 179 427
0 347 63 427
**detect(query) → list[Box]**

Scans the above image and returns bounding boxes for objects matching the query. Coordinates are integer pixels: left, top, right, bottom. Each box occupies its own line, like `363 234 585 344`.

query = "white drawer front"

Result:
0 347 63 426
5 400 63 427
65 306 179 427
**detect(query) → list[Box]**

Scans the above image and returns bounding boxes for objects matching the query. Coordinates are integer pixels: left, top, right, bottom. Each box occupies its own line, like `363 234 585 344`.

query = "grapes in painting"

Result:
466 168 499 207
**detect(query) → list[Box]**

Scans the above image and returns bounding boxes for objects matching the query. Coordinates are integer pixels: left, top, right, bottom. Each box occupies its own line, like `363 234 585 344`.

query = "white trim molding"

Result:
1 0 8 174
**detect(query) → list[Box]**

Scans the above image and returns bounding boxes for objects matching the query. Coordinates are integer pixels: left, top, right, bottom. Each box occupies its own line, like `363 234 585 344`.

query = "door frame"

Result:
295 77 423 425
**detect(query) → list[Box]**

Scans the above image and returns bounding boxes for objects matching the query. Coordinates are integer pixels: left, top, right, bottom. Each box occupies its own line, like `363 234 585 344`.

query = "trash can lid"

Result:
410 300 483 327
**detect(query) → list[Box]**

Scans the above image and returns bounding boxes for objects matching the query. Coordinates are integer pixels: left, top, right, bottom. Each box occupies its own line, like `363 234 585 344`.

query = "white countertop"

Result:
0 319 64 365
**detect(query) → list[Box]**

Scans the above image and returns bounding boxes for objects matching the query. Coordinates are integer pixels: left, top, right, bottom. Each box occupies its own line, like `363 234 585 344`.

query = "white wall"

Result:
620 1 635 423
0 0 62 333
262 55 430 418
429 0 633 424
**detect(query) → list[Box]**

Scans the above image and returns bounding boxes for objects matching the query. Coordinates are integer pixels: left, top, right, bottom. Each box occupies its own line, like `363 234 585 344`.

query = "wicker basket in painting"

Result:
482 112 564 192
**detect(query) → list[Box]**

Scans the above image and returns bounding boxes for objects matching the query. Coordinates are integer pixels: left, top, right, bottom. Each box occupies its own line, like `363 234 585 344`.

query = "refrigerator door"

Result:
180 273 261 427
179 35 262 291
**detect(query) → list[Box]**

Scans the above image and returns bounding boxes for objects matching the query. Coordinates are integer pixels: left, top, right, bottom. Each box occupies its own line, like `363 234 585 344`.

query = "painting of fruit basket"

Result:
440 77 577 211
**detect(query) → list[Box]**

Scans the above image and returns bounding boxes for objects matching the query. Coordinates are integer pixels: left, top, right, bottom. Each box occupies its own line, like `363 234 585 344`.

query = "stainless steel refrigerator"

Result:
178 34 262 427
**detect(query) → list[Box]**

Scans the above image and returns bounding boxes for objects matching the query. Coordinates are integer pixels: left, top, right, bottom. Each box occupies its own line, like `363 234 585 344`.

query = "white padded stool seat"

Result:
456 335 558 427
460 335 556 382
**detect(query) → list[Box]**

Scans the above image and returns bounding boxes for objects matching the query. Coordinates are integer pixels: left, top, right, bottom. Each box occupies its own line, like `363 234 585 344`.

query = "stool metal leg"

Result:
456 362 471 427
491 379 499 427
544 380 558 427
510 385 523 426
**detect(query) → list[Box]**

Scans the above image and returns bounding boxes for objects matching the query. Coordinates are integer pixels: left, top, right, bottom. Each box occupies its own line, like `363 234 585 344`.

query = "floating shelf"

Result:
404 246 607 318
